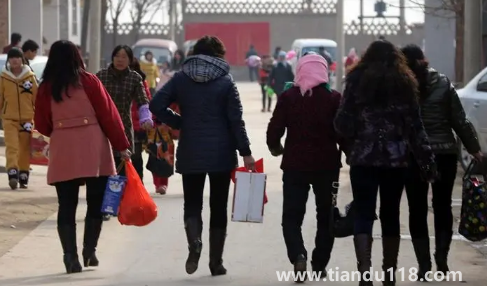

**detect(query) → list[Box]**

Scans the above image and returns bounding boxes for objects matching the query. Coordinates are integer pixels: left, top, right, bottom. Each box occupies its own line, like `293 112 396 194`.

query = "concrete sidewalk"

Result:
0 83 485 286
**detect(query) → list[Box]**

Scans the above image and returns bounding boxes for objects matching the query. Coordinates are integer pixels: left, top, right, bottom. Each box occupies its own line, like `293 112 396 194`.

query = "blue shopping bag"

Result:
101 162 127 215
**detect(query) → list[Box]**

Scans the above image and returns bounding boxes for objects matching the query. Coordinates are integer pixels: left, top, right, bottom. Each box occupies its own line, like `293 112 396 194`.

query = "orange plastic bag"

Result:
231 158 268 204
118 161 158 226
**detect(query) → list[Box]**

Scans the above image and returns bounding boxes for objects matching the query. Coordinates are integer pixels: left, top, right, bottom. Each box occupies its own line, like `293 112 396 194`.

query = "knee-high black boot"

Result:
184 217 203 274
382 237 400 286
412 238 432 281
57 225 82 274
82 218 103 267
354 234 373 286
209 228 227 276
434 231 452 274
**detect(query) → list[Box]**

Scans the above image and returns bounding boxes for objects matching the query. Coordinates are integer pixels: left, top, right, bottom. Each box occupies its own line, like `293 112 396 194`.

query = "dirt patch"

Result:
0 174 57 257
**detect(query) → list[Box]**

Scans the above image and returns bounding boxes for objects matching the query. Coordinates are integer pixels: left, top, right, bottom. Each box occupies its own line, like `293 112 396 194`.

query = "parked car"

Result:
0 54 48 80
457 67 487 170
132 39 178 67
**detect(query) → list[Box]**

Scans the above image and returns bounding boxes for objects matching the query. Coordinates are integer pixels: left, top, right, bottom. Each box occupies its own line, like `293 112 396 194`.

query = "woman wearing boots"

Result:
150 35 255 276
34 40 131 274
334 40 436 286
0 48 38 189
267 53 345 282
401 44 482 279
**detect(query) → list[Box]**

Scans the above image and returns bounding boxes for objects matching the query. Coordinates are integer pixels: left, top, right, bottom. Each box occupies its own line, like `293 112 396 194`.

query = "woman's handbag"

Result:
145 126 174 177
458 161 487 242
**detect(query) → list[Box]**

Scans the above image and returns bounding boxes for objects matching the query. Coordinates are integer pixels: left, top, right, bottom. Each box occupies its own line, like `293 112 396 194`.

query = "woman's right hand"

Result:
120 149 132 160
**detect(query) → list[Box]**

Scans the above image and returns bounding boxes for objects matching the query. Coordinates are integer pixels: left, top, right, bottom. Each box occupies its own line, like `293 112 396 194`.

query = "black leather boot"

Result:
382 237 400 286
209 228 228 276
293 254 307 283
57 225 82 274
184 217 203 274
19 171 29 189
434 231 452 274
82 218 103 267
412 238 432 281
354 234 373 286
8 169 18 190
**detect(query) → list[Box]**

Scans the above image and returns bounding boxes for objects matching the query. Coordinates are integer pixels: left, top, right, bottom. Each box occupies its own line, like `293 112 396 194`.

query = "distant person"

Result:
140 51 160 96
22 39 39 61
34 40 131 274
268 51 294 97
345 48 359 69
3 33 22 54
171 49 185 71
259 55 274 112
0 48 38 190
273 46 282 60
245 45 259 81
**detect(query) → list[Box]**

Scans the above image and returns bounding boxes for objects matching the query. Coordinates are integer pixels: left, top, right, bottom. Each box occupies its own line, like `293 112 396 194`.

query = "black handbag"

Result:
145 128 174 178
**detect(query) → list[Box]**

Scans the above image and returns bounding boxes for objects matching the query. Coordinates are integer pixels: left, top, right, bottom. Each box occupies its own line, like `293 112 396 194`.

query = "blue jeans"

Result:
350 166 405 237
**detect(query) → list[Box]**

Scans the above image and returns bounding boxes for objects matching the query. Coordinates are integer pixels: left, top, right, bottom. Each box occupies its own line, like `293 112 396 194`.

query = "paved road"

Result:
0 83 486 286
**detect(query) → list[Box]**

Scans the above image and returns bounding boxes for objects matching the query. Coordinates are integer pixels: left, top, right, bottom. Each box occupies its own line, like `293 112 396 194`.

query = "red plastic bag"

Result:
231 158 268 204
118 161 158 226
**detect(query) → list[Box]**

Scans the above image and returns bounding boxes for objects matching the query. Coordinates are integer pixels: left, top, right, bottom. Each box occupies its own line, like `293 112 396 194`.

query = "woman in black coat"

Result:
150 35 255 276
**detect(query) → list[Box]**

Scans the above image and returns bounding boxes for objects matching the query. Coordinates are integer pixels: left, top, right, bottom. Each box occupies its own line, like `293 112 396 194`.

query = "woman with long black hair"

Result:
334 40 436 286
401 44 481 280
34 40 130 273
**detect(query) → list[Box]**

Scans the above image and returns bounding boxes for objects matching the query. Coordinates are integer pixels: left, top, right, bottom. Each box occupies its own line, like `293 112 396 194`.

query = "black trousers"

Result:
404 154 457 239
282 170 339 265
350 166 405 237
131 142 144 181
182 172 231 229
55 177 108 226
260 84 272 110
249 66 258 82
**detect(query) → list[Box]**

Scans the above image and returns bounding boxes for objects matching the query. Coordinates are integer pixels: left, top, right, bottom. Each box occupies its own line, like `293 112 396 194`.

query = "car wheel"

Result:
458 140 472 171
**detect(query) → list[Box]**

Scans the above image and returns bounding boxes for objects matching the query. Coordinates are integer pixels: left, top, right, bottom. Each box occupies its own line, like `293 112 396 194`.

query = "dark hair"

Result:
40 40 85 103
21 40 39 53
174 49 185 59
11 33 21 45
192 36 226 58
130 58 146 80
401 44 429 98
144 50 153 58
111 45 134 64
346 40 418 105
6 48 28 70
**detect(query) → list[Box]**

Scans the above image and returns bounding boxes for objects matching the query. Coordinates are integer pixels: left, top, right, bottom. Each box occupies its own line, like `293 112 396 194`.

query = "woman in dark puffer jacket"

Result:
334 40 436 286
401 44 482 280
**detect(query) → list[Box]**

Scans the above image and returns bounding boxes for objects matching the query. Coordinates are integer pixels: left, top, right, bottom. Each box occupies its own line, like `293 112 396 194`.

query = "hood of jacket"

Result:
140 56 157 65
182 55 230 83
1 65 35 81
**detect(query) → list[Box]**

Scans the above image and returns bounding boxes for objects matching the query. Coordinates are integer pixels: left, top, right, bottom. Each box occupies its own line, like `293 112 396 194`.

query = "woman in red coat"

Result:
34 40 131 274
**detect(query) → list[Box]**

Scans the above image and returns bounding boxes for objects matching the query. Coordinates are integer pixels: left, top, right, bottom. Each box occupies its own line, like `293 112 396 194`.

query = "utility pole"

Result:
88 0 101 73
169 0 176 41
81 0 91 58
463 0 483 84
335 0 345 92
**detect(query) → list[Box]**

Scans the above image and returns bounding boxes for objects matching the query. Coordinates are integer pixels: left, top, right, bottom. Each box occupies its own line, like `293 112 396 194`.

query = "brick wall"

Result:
0 0 8 50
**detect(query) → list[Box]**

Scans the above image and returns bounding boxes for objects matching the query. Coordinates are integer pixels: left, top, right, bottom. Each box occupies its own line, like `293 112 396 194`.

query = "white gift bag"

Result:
231 172 267 223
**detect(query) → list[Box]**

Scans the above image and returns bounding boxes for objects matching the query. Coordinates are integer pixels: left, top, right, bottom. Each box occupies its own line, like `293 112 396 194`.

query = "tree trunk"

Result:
455 4 464 83
113 19 119 51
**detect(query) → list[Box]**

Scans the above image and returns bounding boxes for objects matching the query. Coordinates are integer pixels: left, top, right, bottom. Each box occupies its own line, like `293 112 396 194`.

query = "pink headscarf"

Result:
294 54 329 96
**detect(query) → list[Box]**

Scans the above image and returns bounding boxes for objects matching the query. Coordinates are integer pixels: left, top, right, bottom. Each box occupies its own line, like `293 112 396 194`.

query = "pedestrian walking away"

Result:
34 40 131 274
267 53 346 283
150 35 255 277
268 51 294 97
401 44 482 280
334 40 436 286
259 55 274 112
245 44 259 82
0 48 38 189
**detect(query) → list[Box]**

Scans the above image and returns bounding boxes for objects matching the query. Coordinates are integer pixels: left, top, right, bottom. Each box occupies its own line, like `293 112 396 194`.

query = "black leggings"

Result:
131 142 144 181
261 84 272 110
404 154 457 239
182 172 231 229
55 176 108 226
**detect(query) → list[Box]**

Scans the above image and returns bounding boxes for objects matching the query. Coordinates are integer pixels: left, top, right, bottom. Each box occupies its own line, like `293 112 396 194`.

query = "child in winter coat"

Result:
139 51 160 96
0 48 38 189
259 55 274 112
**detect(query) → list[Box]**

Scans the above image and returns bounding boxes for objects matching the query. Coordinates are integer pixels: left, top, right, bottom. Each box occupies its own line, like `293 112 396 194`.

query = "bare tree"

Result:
129 0 166 41
108 0 129 48
402 0 464 82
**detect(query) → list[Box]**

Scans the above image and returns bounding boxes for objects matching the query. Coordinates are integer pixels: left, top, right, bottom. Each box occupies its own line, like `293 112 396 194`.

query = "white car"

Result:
0 54 48 80
456 67 487 170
